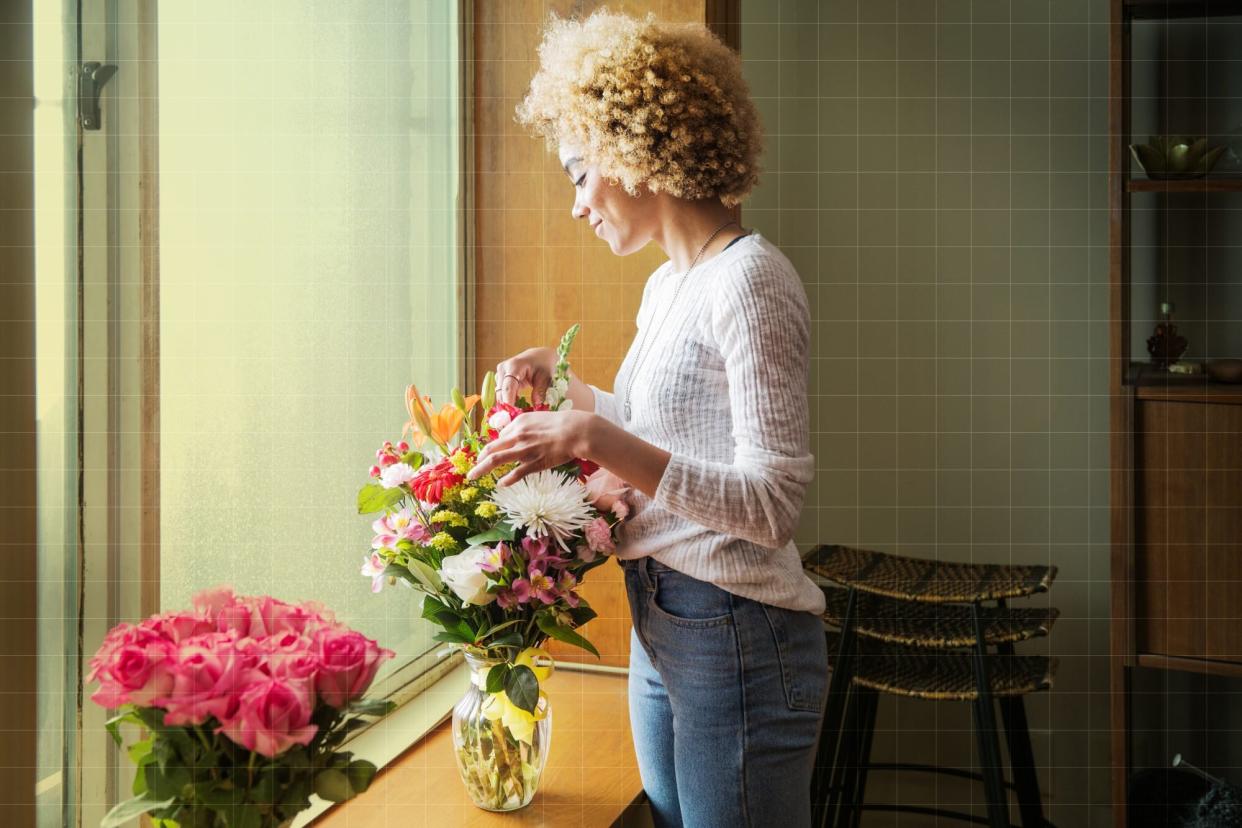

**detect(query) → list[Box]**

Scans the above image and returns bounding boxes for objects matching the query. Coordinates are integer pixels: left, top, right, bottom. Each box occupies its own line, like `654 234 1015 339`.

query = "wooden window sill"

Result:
312 668 648 827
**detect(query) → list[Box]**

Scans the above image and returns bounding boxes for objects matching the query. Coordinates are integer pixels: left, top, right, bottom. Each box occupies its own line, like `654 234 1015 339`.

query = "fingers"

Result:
495 363 523 406
468 443 523 482
497 458 551 488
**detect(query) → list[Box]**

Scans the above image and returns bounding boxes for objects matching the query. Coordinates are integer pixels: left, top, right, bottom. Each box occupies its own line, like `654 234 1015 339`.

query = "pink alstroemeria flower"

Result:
521 535 567 572
477 542 510 574
527 567 560 605
371 507 429 550
556 570 581 608
361 552 387 593
496 578 533 609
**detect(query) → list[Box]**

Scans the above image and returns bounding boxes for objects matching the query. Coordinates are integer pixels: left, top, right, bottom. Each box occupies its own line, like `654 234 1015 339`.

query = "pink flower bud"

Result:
397 441 409 453
369 465 381 478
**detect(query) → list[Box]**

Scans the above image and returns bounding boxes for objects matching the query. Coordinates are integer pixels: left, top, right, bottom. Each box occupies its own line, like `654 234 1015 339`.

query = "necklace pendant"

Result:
624 400 632 421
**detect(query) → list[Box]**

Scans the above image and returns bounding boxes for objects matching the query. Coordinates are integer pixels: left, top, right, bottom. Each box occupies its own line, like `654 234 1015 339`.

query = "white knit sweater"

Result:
589 232 826 615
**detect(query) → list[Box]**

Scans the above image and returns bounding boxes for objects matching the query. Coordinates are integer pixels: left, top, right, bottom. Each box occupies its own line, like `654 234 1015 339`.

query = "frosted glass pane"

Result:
158 1 460 679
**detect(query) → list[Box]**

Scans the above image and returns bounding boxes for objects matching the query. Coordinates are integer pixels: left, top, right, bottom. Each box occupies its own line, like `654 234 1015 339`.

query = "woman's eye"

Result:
574 175 586 188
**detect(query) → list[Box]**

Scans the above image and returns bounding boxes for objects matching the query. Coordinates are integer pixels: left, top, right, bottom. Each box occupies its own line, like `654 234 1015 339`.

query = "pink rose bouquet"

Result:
90 587 394 828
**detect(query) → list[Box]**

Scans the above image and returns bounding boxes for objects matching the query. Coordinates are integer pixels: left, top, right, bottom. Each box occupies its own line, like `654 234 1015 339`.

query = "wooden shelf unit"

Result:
1110 1 1242 825
1127 178 1242 192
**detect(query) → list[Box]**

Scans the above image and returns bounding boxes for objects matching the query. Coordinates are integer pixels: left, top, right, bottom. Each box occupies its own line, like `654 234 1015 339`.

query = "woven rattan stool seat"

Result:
821 586 1059 648
807 544 1057 604
825 632 1057 701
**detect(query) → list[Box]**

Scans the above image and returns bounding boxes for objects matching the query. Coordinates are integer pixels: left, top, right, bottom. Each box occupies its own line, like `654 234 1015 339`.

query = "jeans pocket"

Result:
761 603 829 713
648 569 733 628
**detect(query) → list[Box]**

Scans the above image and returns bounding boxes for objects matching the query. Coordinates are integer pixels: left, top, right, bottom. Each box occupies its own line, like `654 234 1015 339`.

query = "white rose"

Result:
438 546 497 606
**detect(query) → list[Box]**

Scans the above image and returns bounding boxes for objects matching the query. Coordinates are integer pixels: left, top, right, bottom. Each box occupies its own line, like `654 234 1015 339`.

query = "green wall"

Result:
742 1 1112 823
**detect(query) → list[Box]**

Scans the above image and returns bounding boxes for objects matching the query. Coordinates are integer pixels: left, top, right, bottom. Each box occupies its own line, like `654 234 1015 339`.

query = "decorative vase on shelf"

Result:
1147 302 1189 367
452 651 552 812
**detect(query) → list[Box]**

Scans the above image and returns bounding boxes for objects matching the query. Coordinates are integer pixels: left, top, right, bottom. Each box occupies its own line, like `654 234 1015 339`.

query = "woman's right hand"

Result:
495 347 558 406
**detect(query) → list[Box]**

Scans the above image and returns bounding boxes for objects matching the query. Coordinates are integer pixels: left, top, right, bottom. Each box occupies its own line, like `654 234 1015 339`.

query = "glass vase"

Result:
451 652 552 811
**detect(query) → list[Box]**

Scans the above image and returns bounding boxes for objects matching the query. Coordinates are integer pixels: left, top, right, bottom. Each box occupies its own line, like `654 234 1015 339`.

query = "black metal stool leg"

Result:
971 603 1009 828
995 600 1046 828
849 688 879 828
830 685 864 828
816 588 859 828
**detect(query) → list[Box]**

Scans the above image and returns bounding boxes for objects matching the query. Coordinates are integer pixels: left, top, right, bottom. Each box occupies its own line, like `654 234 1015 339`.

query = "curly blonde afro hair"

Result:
516 10 762 207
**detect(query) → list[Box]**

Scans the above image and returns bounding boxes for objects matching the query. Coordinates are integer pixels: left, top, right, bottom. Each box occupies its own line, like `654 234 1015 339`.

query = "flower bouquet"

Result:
355 324 629 811
90 587 395 828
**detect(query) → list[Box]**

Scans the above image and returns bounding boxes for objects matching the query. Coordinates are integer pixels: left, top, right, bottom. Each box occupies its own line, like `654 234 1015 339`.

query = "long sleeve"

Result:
650 257 815 549
588 383 623 427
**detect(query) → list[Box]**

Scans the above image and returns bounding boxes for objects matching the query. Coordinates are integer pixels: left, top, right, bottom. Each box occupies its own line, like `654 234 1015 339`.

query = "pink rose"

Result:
89 625 176 708
584 517 616 556
258 597 327 638
313 627 394 708
584 468 632 514
218 677 318 758
157 633 264 726
149 611 216 643
192 586 239 618
262 632 320 683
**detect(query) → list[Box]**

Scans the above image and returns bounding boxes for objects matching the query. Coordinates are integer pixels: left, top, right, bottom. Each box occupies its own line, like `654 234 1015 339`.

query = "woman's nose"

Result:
571 194 588 220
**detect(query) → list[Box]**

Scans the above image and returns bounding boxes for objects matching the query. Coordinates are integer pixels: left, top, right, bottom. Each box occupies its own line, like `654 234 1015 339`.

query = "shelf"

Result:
1127 178 1242 193
1127 363 1242 398
1137 653 1242 679
1125 0 1242 19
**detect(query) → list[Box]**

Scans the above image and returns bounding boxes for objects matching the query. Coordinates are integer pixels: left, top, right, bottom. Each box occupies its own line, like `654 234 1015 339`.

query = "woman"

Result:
465 11 828 827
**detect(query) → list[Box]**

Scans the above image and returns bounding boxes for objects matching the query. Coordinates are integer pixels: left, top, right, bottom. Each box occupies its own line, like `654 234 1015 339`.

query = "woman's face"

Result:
557 145 653 256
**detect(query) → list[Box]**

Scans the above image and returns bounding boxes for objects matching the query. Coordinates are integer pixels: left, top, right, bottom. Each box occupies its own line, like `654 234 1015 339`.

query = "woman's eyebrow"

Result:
562 156 583 176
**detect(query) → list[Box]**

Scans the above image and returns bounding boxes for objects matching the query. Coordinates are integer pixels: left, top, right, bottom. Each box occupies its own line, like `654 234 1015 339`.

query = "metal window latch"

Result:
78 62 118 131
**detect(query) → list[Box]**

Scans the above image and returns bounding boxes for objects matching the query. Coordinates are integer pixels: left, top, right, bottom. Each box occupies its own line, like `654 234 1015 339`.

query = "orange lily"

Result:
404 384 436 449
428 403 465 447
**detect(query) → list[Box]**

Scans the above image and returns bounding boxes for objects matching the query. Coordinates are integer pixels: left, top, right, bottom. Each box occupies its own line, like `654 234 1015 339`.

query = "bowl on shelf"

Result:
1129 135 1226 180
1206 359 1242 384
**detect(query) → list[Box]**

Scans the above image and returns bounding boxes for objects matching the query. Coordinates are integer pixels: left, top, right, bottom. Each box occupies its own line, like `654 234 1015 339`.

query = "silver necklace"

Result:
623 219 738 422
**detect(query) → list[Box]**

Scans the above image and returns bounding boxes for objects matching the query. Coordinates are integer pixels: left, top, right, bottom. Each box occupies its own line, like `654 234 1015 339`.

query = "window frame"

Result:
63 1 476 823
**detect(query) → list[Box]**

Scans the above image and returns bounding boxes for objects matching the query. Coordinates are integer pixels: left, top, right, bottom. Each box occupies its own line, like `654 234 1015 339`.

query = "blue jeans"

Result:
621 556 830 828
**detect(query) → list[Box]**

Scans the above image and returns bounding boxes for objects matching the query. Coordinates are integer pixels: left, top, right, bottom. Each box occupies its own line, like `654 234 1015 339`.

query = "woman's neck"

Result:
650 198 743 273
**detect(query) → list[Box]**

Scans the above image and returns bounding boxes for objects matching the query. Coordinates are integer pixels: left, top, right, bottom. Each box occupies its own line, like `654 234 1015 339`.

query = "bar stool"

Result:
805 544 1059 828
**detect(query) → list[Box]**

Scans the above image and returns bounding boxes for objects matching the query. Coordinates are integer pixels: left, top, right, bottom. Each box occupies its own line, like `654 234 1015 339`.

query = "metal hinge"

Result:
78 62 118 130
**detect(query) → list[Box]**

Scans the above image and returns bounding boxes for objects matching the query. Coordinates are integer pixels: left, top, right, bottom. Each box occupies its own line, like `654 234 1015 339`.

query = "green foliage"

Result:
504 665 540 714
356 483 405 515
536 613 600 658
105 698 395 828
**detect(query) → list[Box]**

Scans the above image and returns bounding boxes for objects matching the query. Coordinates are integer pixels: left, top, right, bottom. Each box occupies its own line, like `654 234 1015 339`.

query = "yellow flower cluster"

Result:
430 509 467 528
474 502 499 520
450 451 474 476
458 486 479 503
429 532 459 553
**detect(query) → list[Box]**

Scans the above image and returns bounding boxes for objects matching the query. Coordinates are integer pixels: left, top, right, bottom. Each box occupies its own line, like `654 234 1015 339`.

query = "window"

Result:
34 3 467 824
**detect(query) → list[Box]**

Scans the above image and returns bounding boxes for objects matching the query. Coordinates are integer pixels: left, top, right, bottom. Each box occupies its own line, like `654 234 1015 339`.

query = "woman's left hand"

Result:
467 410 594 487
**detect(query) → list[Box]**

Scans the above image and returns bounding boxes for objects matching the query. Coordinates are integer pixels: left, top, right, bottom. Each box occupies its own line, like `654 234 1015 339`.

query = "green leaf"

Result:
536 615 600 658
100 795 177 828
347 697 397 718
407 558 444 592
465 521 515 545
346 759 379 795
432 630 474 645
357 483 405 515
313 768 356 803
504 664 540 714
126 736 153 765
400 450 425 469
104 708 141 748
225 805 262 828
486 631 524 650
485 663 510 693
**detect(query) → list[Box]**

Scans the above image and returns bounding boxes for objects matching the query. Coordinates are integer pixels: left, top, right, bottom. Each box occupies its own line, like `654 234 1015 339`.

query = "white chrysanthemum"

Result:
490 469 594 547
